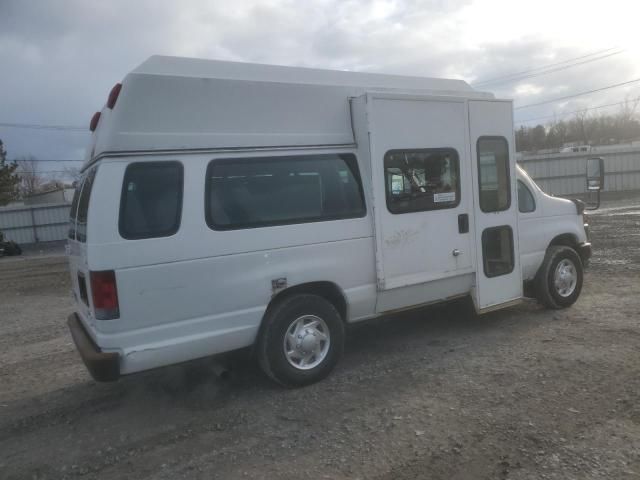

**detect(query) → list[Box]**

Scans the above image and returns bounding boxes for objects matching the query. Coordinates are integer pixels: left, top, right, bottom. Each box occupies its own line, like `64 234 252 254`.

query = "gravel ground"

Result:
1 193 640 479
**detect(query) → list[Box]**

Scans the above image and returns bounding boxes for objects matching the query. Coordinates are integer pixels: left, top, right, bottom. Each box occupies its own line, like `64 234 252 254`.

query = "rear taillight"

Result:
106 83 122 109
89 111 101 132
90 270 120 320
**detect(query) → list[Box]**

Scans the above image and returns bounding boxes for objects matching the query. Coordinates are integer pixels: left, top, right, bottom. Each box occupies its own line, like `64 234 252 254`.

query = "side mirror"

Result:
585 157 604 210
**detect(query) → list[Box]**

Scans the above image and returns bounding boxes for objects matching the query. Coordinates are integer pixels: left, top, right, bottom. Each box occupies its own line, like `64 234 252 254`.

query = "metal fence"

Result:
518 145 640 196
0 202 70 244
1 145 638 244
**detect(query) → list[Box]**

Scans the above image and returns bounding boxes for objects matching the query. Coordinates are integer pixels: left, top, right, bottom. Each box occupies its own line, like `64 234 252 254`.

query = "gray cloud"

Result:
0 0 637 174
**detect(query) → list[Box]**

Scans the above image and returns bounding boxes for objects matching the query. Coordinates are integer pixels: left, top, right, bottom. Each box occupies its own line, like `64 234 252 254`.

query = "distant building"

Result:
23 187 74 206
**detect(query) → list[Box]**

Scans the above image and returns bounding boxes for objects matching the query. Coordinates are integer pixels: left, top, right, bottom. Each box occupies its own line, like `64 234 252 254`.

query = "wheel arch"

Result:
534 235 581 285
265 281 348 323
548 233 579 249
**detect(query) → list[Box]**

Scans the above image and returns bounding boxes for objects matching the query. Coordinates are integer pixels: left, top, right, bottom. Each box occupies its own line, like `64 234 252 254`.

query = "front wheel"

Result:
257 294 344 387
535 246 583 309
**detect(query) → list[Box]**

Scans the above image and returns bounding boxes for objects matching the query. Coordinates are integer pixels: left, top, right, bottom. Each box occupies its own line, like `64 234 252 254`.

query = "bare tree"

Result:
516 107 640 152
572 111 592 146
61 165 81 186
616 96 640 142
15 156 44 198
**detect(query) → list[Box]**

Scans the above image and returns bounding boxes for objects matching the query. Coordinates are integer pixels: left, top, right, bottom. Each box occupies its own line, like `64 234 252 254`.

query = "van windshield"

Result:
516 166 542 192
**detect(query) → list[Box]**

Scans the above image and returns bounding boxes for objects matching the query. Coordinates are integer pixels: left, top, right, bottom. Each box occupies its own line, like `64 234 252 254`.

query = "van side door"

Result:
468 100 522 312
361 93 476 312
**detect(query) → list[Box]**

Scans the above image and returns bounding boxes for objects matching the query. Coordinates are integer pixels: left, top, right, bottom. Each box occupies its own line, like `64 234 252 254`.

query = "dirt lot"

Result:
1 195 640 480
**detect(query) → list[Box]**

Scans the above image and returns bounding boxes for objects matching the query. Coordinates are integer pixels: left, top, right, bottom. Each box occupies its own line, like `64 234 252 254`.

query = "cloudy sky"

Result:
1 0 639 177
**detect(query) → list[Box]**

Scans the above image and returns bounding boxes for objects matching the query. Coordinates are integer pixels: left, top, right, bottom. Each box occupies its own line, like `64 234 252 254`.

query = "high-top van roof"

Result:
88 55 494 162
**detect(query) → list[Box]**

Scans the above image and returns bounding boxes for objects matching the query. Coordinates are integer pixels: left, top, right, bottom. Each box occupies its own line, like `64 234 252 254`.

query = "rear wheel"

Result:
535 246 583 309
257 294 344 387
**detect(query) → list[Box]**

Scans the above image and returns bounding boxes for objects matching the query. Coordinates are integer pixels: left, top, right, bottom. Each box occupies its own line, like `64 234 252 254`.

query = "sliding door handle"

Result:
458 214 469 234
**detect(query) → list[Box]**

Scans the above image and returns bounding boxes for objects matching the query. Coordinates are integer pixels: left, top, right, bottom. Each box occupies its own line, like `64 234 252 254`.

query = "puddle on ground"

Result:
605 210 640 217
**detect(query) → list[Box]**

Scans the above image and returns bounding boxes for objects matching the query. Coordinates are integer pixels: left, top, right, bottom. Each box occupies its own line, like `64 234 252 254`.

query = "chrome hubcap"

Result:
554 259 577 297
283 315 330 370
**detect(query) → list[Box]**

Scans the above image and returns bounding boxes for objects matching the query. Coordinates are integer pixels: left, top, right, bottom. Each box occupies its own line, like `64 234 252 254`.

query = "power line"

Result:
11 159 84 162
4 170 77 174
8 170 77 173
475 50 624 88
516 96 640 124
514 78 640 110
472 47 620 86
0 122 87 132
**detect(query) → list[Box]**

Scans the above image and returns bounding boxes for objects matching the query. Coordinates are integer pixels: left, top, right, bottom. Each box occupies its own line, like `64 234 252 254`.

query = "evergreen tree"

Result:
0 140 21 206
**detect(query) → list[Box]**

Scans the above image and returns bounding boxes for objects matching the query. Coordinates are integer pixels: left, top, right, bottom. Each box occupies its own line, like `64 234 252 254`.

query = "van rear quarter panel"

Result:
85 155 376 354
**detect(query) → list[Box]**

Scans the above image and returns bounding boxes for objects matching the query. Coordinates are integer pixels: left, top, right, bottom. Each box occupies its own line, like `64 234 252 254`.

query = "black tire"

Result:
257 294 344 387
535 246 583 309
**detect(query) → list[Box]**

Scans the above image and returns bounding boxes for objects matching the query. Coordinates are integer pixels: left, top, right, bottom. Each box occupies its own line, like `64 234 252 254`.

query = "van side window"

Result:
205 153 366 230
384 149 460 214
68 179 83 240
477 137 511 212
119 162 183 240
517 180 536 213
73 167 97 243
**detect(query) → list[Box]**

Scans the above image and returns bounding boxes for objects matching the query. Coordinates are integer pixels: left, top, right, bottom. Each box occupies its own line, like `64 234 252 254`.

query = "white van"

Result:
67 56 592 386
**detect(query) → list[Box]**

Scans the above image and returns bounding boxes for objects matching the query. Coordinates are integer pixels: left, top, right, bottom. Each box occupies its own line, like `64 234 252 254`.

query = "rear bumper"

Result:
577 242 592 264
67 313 120 382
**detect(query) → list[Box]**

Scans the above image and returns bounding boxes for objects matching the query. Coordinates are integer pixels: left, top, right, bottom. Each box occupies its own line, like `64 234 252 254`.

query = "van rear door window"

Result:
206 153 366 230
119 162 183 240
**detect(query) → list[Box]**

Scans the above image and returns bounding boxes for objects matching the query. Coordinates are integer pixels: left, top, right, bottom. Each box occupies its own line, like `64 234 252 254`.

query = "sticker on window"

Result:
434 191 456 203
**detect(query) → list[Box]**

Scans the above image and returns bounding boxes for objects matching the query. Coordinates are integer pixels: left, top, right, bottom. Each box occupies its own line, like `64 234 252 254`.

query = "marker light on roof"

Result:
107 83 122 109
89 111 101 132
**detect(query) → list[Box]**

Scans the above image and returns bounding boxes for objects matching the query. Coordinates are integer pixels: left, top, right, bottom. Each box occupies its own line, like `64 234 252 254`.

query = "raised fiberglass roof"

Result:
90 55 493 158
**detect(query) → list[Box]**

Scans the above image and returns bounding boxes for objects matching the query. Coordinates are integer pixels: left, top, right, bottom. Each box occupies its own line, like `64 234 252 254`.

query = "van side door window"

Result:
119 162 184 240
477 137 510 212
383 149 460 214
477 136 513 277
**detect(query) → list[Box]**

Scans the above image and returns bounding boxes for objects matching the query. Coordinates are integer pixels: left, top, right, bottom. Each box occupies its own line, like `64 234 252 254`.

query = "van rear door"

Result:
68 167 97 324
468 100 522 312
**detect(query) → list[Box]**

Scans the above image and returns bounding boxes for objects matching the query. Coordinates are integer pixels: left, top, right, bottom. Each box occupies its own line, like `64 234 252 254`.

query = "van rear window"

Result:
205 154 366 230
77 168 96 224
119 162 183 240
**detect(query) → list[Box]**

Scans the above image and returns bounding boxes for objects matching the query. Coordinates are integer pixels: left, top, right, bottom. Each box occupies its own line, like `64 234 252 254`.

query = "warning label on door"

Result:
434 192 456 203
